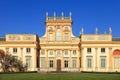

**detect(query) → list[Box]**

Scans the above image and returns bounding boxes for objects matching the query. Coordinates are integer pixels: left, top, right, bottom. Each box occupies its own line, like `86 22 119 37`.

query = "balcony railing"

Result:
47 16 71 21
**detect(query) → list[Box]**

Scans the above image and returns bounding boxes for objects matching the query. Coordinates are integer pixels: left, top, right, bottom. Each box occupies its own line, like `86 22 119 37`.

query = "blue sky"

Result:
0 0 120 37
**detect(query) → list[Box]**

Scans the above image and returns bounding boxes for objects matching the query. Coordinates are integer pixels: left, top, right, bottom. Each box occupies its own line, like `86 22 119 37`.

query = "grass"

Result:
0 72 120 80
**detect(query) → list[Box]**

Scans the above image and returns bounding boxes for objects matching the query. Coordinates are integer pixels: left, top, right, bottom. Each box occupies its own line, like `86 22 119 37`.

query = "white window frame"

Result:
49 33 53 41
100 56 106 68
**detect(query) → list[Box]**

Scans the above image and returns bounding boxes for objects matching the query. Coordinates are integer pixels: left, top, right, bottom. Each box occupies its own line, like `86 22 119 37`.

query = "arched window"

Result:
113 49 120 69
56 28 61 41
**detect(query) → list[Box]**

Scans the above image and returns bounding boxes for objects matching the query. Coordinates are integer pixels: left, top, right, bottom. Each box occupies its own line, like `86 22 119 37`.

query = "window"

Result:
100 56 106 68
101 48 105 53
64 60 68 68
65 50 68 55
57 50 60 55
73 50 76 55
26 48 31 53
87 48 91 53
26 56 32 68
49 33 53 41
13 48 17 53
56 29 61 41
65 27 68 30
87 56 92 68
41 57 46 68
49 27 53 30
64 33 68 41
72 60 77 68
41 50 45 55
114 57 120 69
49 50 53 55
49 60 54 68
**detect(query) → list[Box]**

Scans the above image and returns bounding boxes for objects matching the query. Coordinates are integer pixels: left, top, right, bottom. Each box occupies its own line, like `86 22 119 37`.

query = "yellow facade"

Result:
39 12 80 72
0 12 120 72
80 33 120 72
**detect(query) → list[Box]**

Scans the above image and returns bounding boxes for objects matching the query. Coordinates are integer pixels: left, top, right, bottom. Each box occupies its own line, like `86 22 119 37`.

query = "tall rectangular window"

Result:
41 57 46 68
13 48 17 53
56 29 61 41
87 56 92 68
41 50 45 55
49 60 54 68
72 59 77 68
65 50 68 55
114 57 120 69
49 33 53 41
26 56 32 68
73 50 76 55
64 33 68 41
26 48 31 53
64 60 68 68
49 50 53 55
100 56 106 68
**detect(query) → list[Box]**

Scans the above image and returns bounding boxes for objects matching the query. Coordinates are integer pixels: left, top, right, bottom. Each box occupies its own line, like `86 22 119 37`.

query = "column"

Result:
54 50 56 69
69 50 72 71
46 50 49 71
95 48 98 71
109 48 112 71
81 48 84 71
34 48 37 71
62 50 64 70
78 49 80 71
20 48 23 62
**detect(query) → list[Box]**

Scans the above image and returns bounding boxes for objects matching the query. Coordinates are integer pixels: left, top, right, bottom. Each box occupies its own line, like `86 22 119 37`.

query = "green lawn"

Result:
0 73 120 80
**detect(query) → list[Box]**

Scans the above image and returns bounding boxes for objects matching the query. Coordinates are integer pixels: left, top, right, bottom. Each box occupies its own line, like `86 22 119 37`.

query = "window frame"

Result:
64 33 69 41
101 48 105 53
73 50 76 55
72 59 77 68
26 48 31 53
49 33 53 41
65 50 68 55
49 60 54 68
56 28 61 42
100 56 106 68
13 48 17 53
41 50 45 55
87 48 91 53
86 56 93 68
64 60 68 68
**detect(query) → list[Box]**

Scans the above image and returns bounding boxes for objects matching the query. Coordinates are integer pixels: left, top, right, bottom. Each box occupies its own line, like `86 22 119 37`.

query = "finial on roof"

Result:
104 31 106 34
69 12 72 17
109 27 112 34
46 12 48 17
69 12 72 20
54 11 56 17
79 31 82 35
81 27 84 34
62 12 64 16
95 27 98 34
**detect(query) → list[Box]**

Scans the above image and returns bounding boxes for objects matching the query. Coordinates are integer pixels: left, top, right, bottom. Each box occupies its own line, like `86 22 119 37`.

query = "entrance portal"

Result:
57 59 61 72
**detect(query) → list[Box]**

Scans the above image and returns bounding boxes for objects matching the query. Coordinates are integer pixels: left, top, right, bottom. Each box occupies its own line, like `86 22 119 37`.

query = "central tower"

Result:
45 12 72 42
40 12 80 72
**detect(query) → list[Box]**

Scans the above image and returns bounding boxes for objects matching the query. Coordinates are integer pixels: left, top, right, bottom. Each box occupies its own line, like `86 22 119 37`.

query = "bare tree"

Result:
0 49 27 72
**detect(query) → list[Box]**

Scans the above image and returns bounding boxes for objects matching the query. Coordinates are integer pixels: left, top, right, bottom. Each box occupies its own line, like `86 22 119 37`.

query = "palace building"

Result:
0 12 120 72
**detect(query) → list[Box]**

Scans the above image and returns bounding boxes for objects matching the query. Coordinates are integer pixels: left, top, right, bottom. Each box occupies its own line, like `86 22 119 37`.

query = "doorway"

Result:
57 59 61 72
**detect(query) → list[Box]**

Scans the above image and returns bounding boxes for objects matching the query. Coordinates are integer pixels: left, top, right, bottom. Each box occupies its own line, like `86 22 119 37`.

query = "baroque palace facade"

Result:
0 12 120 72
